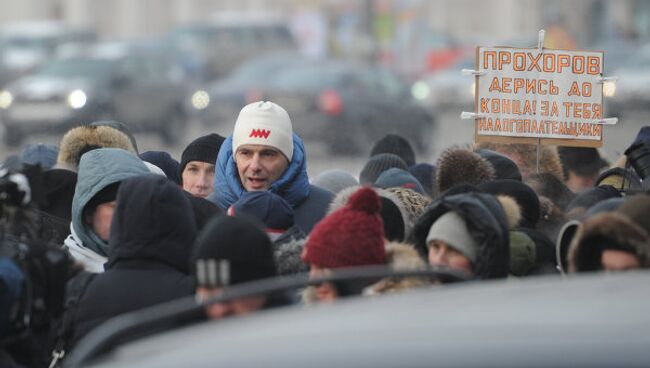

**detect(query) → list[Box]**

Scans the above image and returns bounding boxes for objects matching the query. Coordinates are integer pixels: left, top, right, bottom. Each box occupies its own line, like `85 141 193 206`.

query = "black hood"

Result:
408 192 510 279
107 175 197 273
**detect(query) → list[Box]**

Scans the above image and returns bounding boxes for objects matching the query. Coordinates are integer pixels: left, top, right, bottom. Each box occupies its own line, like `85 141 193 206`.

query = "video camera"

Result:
0 165 71 343
625 126 650 191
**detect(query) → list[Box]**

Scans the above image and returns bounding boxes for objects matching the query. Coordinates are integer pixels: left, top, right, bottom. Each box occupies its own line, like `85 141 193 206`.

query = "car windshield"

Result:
229 56 302 83
35 58 115 79
168 26 218 49
267 64 345 90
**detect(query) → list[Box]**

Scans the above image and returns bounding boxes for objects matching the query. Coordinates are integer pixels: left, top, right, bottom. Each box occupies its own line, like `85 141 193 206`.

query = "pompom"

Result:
347 186 381 214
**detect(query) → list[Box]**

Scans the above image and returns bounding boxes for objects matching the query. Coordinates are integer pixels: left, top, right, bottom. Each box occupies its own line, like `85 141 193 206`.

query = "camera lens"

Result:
625 142 650 181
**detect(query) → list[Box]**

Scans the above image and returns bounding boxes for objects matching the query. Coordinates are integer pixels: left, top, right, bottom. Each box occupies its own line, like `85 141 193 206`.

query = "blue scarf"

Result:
212 133 311 209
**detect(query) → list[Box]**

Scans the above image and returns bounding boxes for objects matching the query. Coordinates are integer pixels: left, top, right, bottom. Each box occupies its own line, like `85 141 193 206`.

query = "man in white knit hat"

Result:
211 101 334 234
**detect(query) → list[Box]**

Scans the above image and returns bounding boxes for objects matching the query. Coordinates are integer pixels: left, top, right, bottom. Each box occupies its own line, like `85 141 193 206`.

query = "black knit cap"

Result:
370 134 416 167
179 133 226 180
380 196 405 241
360 153 408 185
140 151 181 185
192 215 276 288
477 149 522 181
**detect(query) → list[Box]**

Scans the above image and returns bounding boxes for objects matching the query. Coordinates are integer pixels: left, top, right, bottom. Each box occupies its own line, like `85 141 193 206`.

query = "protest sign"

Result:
474 46 605 147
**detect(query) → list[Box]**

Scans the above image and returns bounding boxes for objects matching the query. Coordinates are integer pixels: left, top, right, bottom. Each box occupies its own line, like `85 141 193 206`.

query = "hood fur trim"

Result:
497 195 522 229
568 212 650 272
57 125 137 171
301 242 429 303
364 242 429 295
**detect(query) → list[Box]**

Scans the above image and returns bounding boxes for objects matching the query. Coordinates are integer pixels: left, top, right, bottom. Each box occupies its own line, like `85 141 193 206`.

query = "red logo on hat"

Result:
249 129 271 139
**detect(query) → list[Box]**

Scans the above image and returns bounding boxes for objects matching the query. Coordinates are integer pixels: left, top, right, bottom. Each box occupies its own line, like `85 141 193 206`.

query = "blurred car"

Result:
190 52 309 127
603 44 650 118
411 56 476 114
254 60 435 154
167 14 297 83
0 21 96 88
0 41 187 146
74 271 650 368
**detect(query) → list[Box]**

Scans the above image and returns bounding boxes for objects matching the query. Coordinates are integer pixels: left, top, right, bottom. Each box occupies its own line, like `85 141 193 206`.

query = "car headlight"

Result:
603 81 616 97
0 90 13 109
67 89 87 109
411 81 430 100
191 90 210 110
471 81 476 98
0 89 14 109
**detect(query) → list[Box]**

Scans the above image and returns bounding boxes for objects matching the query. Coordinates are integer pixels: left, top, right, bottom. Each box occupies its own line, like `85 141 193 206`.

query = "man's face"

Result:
196 287 266 319
235 144 289 191
87 201 116 242
182 161 215 198
427 240 473 275
566 170 597 193
601 249 641 271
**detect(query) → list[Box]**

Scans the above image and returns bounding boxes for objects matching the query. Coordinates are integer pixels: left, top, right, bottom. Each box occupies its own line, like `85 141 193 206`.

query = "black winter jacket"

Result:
70 175 197 345
408 192 510 279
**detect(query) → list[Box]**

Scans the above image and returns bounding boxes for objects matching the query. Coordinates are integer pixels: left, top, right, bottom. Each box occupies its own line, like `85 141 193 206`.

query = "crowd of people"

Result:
1 100 649 367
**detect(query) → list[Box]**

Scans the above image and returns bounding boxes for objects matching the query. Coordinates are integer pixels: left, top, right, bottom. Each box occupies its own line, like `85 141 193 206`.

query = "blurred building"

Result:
0 0 648 68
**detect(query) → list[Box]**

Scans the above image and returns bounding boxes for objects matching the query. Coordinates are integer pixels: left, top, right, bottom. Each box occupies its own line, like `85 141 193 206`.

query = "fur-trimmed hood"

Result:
57 125 137 171
302 241 429 304
568 212 650 272
363 242 429 295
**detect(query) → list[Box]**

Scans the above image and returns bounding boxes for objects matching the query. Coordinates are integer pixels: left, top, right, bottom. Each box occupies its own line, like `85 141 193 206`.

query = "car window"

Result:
213 27 240 49
268 65 343 90
36 58 114 79
118 56 148 80
375 69 409 98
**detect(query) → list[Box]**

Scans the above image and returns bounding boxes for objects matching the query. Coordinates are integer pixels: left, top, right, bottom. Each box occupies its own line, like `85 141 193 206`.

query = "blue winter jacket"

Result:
211 134 333 234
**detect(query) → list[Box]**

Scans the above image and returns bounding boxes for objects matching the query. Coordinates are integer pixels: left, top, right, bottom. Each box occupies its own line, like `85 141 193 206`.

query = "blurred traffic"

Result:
0 2 648 158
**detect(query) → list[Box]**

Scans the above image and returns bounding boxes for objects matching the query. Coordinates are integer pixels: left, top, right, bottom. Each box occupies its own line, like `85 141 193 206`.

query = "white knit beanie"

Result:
232 101 294 161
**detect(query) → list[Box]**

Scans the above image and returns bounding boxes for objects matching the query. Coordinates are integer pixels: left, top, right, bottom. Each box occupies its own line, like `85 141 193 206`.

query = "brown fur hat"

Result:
476 142 563 181
57 125 137 171
436 147 495 194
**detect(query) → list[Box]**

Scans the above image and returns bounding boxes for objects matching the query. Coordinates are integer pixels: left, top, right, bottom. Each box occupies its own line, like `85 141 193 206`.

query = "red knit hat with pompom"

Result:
302 186 387 268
